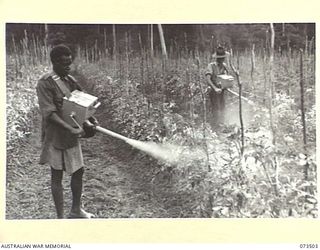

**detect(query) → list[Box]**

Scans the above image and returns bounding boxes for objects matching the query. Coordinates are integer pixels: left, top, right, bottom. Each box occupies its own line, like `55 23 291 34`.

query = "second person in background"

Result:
205 46 229 126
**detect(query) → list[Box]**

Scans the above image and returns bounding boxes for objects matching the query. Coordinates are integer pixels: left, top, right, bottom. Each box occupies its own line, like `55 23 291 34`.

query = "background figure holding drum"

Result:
205 46 231 126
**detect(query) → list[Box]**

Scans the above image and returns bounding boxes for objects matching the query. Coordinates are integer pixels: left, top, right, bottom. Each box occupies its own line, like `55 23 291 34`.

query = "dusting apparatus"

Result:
217 74 234 89
62 90 101 126
62 90 181 163
61 89 206 165
62 90 136 143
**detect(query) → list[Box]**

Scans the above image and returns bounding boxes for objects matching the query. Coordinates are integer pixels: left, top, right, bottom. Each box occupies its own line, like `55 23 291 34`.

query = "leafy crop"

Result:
6 39 317 218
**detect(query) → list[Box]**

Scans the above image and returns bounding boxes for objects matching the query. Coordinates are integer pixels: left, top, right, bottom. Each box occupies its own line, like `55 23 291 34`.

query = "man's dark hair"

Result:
50 44 72 63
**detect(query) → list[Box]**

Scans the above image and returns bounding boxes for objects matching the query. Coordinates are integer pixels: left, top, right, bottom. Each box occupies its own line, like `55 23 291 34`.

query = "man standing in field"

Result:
36 44 97 219
205 46 229 125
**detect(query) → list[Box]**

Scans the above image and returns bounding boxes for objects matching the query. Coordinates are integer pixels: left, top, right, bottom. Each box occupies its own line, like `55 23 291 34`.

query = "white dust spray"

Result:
126 139 204 165
96 126 204 164
224 101 254 126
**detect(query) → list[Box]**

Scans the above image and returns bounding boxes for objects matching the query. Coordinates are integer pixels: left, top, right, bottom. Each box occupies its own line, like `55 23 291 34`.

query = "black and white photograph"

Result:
6 23 316 220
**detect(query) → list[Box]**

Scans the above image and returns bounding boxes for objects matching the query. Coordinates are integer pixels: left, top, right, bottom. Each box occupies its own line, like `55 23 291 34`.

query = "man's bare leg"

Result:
51 167 64 219
69 167 94 218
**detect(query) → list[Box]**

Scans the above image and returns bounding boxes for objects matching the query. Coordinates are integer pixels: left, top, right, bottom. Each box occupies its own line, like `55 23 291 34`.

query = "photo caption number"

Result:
300 244 319 248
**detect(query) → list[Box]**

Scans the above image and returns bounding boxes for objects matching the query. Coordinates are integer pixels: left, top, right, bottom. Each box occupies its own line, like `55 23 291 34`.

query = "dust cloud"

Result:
224 101 254 126
126 139 204 165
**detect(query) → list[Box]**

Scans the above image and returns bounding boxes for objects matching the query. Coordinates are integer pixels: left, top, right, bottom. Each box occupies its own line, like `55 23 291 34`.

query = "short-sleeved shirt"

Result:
205 62 228 85
36 72 82 163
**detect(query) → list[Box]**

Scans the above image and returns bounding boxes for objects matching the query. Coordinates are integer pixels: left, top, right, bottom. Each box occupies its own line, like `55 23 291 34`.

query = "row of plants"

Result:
75 50 316 217
6 56 49 149
6 39 316 217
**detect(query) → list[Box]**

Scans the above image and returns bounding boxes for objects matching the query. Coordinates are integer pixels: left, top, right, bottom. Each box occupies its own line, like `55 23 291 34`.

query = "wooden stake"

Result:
32 33 37 66
230 49 244 156
150 24 154 58
299 49 308 180
112 24 117 61
124 32 128 94
95 39 98 61
269 23 275 145
251 43 255 82
138 33 145 90
157 24 167 59
103 27 107 57
269 23 279 195
262 48 267 105
44 24 49 57
11 34 19 78
195 57 211 172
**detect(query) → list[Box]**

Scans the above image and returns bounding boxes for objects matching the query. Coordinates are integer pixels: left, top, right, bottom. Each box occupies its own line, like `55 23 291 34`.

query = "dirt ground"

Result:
6 111 195 220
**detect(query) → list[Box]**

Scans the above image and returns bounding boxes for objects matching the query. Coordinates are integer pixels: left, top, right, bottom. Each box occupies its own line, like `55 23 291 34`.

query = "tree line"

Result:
6 23 315 56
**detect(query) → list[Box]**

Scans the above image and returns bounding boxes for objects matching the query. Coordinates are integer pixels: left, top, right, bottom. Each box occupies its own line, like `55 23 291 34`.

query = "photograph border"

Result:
1 0 319 244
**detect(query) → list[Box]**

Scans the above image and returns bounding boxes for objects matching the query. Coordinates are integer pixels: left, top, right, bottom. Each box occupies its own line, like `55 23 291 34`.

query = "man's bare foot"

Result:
68 209 95 219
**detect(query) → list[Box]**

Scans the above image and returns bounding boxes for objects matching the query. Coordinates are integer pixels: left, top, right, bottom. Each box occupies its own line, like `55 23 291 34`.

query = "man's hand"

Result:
214 86 223 94
206 75 223 94
210 84 222 94
88 116 99 126
82 119 97 138
69 127 85 137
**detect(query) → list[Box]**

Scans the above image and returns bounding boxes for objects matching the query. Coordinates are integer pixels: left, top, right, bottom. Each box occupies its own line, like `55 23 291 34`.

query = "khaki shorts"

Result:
47 142 84 175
